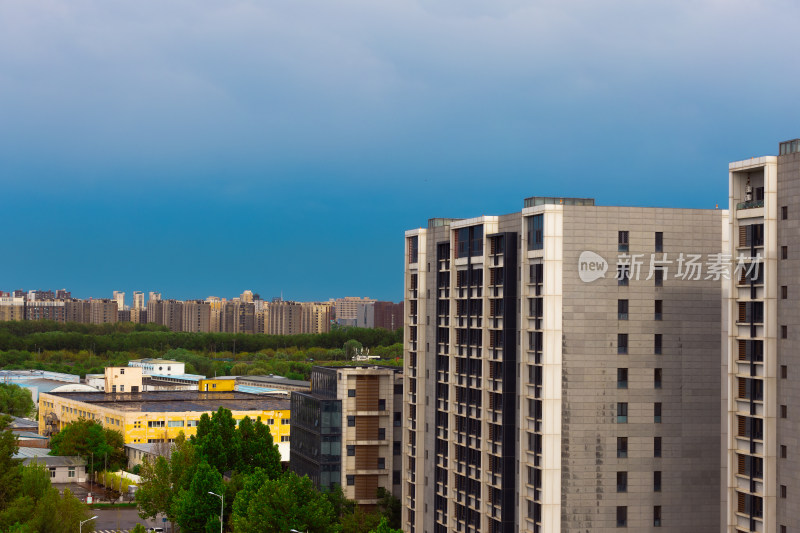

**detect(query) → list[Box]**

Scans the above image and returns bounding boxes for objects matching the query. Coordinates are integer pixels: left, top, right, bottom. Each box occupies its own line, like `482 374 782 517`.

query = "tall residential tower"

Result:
404 199 725 533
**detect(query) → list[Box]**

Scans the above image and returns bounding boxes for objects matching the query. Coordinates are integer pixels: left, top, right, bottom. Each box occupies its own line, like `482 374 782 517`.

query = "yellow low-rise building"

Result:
39 389 292 460
198 378 236 392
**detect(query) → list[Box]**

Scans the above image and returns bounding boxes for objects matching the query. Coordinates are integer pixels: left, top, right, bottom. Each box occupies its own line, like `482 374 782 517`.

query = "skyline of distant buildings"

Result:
0 288 403 334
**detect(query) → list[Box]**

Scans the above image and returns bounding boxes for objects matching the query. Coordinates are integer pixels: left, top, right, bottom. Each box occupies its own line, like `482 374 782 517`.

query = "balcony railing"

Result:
737 199 764 210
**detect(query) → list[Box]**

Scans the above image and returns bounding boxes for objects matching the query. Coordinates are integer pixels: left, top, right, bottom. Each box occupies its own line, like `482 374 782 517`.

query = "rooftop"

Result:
14 447 52 458
236 375 310 388
42 390 290 413
523 196 595 208
22 456 87 468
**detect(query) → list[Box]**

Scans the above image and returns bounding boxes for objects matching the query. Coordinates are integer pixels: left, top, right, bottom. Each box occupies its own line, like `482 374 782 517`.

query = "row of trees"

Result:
0 343 402 380
0 321 402 355
136 408 401 533
0 416 94 532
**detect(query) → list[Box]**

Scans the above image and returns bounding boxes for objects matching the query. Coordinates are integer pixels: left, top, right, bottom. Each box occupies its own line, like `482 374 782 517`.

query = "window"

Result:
782 365 788 379
654 334 662 355
782 206 788 220
267 419 275 425
347 416 356 427
781 405 788 419
120 368 125 375
618 231 629 252
654 437 662 457
618 334 628 355
348 389 356 398
378 457 386 469
654 300 663 320
781 445 787 458
378 399 386 411
282 418 291 424
654 403 662 423
379 427 386 440
187 420 198 427
281 435 290 442
782 325 788 339
616 506 627 527
617 471 627 492
618 300 628 320
393 470 401 484
49 468 56 478
168 420 184 427
654 267 664 287
781 485 787 498
617 368 628 389
655 232 663 252
347 445 355 456
346 475 355 486
654 368 662 389
617 437 628 458
394 441 401 455
782 286 788 299
653 505 662 527
527 215 544 251
394 412 402 427
148 421 165 428
408 236 419 263
112 385 117 393
654 471 662 492
68 467 75 478
782 246 788 259
617 403 628 423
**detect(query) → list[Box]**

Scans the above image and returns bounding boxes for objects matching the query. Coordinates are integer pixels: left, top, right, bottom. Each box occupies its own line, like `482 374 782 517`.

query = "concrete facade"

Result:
404 200 724 533
724 140 800 533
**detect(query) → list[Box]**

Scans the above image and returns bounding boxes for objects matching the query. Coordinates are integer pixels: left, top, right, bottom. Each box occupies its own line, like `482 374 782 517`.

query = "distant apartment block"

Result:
133 291 145 310
89 299 118 324
404 199 724 533
335 297 377 323
0 297 25 321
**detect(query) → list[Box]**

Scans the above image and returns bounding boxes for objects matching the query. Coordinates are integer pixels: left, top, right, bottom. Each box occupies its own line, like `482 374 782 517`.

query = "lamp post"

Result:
79 515 98 533
208 491 223 533
290 529 307 533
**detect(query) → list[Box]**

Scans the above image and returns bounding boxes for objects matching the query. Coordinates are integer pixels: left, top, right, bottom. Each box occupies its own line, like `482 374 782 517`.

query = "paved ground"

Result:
88 508 171 532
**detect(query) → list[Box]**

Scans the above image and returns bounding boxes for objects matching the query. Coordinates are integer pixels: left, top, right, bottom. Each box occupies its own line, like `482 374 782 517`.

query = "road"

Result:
90 508 172 532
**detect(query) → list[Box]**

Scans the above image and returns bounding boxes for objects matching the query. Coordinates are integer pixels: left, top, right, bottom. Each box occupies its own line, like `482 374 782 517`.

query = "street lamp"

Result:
79 515 98 533
289 529 307 533
208 491 223 533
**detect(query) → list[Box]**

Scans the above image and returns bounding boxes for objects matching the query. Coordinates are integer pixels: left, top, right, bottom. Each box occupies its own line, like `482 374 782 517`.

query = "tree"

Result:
130 525 147 533
48 419 123 473
235 416 281 478
136 432 198 533
0 415 22 509
232 472 338 533
375 487 401 529
0 384 35 418
172 460 225 533
343 340 363 360
368 517 403 533
25 487 91 533
192 408 239 474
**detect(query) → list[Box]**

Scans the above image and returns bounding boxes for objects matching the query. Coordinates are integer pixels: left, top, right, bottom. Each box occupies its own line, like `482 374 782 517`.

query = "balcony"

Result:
737 200 765 210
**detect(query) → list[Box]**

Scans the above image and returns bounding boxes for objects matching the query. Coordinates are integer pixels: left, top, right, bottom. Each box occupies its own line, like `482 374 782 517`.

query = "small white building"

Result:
128 359 185 376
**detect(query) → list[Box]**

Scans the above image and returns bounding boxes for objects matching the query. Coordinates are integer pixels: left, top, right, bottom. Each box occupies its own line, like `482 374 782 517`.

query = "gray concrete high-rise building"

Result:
723 139 800 533
404 198 725 533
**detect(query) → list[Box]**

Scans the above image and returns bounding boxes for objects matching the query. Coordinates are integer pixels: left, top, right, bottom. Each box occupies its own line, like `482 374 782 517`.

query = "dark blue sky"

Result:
2 1 799 302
